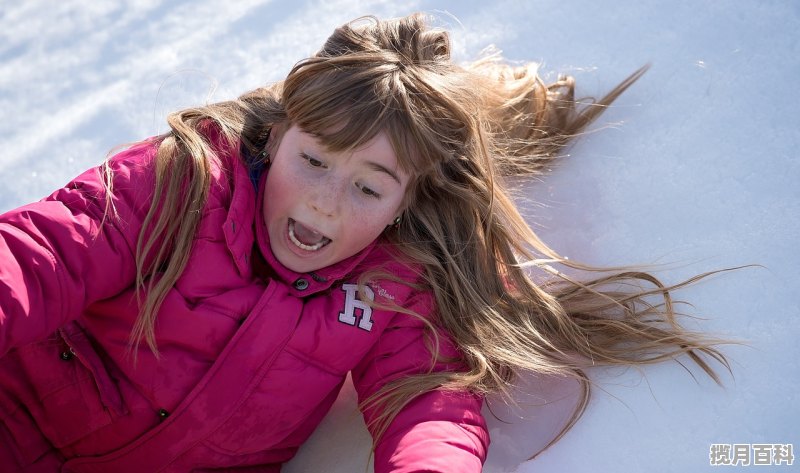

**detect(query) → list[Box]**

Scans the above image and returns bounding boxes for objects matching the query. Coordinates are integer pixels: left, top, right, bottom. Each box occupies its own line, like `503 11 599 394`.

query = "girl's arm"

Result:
0 141 159 356
351 294 489 473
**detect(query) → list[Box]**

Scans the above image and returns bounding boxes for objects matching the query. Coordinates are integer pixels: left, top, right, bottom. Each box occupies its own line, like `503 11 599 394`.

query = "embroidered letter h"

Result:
338 284 375 331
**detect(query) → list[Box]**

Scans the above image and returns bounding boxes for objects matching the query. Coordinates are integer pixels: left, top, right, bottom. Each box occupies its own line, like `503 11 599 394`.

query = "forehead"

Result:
286 111 422 174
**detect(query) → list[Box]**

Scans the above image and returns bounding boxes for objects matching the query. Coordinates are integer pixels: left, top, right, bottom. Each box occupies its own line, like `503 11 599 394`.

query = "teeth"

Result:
289 220 330 251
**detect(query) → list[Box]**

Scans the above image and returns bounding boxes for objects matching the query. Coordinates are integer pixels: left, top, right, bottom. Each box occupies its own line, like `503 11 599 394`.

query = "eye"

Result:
356 183 381 199
301 152 326 168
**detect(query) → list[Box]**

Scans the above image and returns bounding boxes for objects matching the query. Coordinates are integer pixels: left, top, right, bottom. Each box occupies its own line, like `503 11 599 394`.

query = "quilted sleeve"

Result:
0 140 160 356
351 293 489 473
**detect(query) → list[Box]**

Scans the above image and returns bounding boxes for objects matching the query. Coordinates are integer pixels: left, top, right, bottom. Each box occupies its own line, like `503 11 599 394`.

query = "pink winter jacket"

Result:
0 126 489 472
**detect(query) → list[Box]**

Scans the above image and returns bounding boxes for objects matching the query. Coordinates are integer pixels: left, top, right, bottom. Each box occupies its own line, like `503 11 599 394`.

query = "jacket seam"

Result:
284 345 347 376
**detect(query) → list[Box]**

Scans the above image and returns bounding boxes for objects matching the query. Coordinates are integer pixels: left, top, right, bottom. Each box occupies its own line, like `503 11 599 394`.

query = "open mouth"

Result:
288 218 332 251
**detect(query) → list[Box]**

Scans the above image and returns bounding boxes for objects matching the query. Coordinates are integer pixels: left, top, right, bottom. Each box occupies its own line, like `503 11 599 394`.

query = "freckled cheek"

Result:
265 168 311 213
342 203 395 237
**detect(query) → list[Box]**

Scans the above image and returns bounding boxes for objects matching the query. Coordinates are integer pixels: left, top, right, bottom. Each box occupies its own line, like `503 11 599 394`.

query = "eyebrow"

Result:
366 161 401 184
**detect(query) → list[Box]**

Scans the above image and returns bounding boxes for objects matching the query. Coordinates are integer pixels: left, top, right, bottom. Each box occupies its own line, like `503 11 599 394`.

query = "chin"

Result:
274 249 327 274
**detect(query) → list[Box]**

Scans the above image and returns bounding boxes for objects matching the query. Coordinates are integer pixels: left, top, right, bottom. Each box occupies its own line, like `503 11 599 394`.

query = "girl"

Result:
0 12 728 473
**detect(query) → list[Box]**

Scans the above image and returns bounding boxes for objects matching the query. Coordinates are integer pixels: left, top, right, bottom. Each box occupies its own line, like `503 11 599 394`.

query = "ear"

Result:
267 121 288 156
389 215 402 228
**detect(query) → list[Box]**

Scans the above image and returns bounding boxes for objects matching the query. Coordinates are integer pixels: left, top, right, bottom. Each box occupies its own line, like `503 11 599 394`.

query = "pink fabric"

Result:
0 126 488 472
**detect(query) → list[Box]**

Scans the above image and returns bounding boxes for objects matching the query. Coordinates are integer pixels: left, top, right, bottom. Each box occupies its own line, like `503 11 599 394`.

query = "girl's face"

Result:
263 125 409 273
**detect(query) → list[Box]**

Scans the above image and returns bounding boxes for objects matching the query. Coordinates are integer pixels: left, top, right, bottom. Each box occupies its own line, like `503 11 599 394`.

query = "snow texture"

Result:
1 1 797 471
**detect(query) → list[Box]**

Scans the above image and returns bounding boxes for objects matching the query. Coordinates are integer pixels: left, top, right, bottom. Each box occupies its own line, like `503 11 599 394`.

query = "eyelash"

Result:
300 153 381 199
357 183 381 199
301 153 326 169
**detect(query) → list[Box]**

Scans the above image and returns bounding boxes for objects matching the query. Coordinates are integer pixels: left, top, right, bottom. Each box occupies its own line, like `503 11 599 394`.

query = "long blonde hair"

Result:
123 13 730 456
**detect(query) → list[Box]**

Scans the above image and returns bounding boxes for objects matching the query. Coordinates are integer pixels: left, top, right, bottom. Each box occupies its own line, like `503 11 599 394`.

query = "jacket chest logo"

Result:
338 284 375 331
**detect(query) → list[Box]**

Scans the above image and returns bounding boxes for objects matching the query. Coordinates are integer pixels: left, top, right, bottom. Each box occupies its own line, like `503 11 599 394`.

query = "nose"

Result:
309 175 344 217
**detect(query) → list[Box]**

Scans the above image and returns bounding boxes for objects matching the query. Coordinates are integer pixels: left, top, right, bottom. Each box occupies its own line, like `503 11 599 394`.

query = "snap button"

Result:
293 278 309 290
60 351 74 361
158 408 170 421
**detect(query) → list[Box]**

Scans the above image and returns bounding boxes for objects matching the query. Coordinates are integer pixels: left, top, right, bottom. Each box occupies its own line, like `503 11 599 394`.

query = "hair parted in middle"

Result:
125 12 729 457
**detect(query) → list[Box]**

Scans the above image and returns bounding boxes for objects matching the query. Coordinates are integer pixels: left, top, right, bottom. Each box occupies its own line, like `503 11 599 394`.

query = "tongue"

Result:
293 221 325 245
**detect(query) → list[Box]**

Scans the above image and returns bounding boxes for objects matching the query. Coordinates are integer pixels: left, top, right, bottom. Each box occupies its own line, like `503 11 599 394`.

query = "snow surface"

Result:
1 1 797 471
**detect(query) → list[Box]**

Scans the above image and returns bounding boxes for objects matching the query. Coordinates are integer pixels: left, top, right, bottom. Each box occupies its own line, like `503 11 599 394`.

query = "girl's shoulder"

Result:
96 121 250 220
352 239 433 310
196 120 247 194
